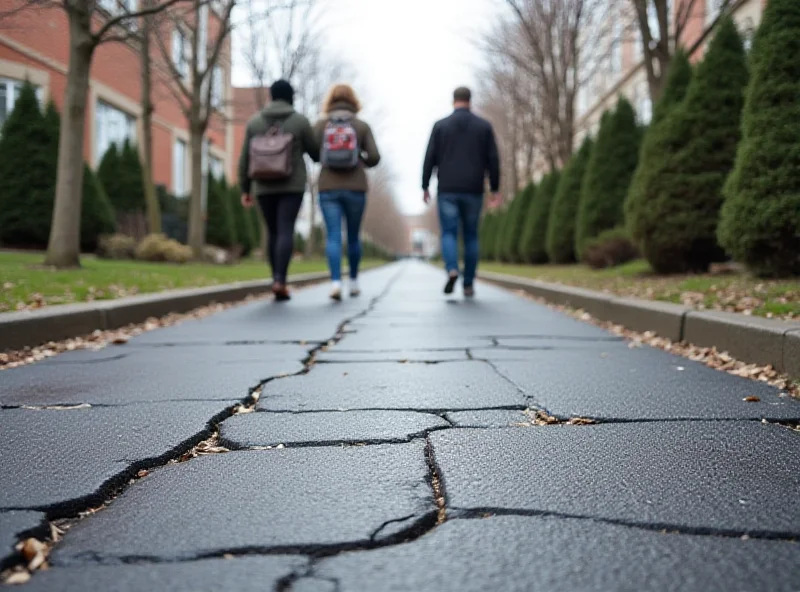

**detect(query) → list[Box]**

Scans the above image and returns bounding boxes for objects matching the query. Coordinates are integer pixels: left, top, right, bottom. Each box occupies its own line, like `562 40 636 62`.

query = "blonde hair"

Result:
322 83 362 114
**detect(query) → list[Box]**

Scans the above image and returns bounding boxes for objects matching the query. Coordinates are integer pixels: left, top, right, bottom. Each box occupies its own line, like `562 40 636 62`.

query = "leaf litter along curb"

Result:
508 289 800 401
0 294 268 371
0 276 340 371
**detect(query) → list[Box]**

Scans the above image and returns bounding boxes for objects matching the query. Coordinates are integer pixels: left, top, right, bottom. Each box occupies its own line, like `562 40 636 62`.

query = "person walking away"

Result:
422 86 501 297
314 84 381 301
239 79 319 301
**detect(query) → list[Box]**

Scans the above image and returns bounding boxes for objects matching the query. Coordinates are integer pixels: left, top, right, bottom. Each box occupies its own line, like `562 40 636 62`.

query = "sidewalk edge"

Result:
479 270 800 376
0 270 331 352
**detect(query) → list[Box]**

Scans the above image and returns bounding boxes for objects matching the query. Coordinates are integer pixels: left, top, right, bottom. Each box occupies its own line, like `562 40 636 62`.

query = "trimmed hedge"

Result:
582 226 638 270
0 82 55 246
502 186 533 262
547 136 594 263
638 17 749 273
80 163 116 251
228 183 254 256
97 140 146 214
493 204 510 262
625 50 693 248
0 91 115 250
576 99 641 259
718 0 800 277
520 173 559 263
205 174 237 248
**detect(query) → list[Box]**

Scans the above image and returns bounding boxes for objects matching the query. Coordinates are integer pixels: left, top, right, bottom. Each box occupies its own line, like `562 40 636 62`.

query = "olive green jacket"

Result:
313 101 381 193
238 100 320 196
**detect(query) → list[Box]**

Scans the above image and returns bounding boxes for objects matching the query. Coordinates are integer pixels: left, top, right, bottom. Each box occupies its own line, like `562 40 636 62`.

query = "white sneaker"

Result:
349 279 360 297
330 281 342 301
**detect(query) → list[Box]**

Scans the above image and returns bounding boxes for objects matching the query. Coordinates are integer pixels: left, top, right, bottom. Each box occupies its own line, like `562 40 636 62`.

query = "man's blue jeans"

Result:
437 192 484 287
319 190 367 282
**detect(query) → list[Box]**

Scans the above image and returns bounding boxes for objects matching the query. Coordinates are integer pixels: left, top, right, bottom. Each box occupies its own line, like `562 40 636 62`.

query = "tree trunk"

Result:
140 9 161 233
45 14 94 268
187 119 205 257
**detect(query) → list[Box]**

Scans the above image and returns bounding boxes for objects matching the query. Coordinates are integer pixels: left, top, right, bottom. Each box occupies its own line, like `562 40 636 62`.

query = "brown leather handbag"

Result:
248 118 294 181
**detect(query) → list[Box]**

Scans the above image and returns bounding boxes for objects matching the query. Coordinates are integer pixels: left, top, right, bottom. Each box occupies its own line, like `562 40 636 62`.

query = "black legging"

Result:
258 193 303 284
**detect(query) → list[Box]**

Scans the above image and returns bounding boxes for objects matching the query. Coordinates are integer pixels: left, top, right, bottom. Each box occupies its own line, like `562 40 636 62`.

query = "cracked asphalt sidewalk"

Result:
1 261 800 591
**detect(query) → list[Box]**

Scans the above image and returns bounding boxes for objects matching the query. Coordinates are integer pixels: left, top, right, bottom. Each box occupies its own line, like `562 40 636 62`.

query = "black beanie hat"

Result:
270 79 294 104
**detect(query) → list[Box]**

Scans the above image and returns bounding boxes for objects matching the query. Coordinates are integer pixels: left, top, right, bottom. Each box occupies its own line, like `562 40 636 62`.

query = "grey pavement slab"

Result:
431 422 800 537
0 344 303 406
258 361 526 412
126 265 401 346
492 346 800 420
444 409 530 427
220 410 450 448
0 511 46 568
0 401 231 513
469 342 628 360
335 327 494 350
52 442 433 565
21 556 306 591
312 515 800 592
315 350 469 362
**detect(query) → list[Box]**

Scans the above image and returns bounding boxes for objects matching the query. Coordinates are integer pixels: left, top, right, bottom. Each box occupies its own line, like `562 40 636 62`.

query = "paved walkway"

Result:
2 262 800 591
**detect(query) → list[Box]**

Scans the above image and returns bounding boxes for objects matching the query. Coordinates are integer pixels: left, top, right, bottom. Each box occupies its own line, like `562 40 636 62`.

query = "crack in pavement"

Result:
2 269 409 582
446 508 800 542
221 426 454 451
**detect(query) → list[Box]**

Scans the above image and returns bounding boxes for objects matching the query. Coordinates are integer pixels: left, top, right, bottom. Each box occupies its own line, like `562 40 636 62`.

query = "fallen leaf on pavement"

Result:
2 568 31 585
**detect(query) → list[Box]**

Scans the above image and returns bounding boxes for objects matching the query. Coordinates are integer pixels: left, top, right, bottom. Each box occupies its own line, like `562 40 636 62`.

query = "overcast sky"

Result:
232 0 501 215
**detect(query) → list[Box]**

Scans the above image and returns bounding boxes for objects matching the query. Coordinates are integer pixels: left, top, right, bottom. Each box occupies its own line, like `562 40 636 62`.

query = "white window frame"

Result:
610 20 623 75
173 138 188 197
705 0 727 26
209 154 224 180
0 78 42 130
172 27 190 81
210 65 224 109
97 0 138 30
95 99 137 164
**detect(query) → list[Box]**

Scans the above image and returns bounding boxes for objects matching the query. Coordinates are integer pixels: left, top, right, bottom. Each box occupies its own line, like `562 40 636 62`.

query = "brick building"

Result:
0 2 234 198
575 0 765 145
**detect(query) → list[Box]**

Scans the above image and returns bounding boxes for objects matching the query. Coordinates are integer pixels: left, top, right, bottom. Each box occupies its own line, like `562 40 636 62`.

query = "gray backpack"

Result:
321 114 359 169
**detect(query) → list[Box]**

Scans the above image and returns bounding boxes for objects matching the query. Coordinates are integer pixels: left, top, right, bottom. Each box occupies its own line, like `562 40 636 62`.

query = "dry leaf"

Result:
3 569 31 585
566 417 597 425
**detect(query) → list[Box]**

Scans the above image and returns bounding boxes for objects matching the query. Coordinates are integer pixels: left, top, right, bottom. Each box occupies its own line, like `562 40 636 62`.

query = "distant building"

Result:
575 0 764 146
0 4 234 196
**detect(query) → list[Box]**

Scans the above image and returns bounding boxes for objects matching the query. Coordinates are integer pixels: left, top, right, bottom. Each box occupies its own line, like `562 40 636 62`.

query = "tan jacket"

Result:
313 101 380 193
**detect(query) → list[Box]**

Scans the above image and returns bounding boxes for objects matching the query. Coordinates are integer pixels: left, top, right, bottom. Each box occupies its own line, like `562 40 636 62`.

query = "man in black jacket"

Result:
423 87 501 297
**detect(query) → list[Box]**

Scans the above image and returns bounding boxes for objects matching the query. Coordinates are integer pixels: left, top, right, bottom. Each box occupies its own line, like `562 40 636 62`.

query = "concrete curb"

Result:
0 271 331 352
479 270 800 376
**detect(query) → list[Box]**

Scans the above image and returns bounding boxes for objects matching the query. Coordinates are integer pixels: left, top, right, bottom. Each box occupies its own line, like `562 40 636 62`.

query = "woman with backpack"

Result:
314 84 381 301
239 79 319 301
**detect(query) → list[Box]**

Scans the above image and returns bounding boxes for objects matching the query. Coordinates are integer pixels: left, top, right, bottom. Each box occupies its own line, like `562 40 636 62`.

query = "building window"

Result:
0 78 42 130
638 97 652 125
97 0 138 30
739 17 755 52
172 28 189 80
98 0 137 14
705 0 727 25
95 99 136 163
209 154 224 179
577 85 589 117
210 66 224 109
610 20 622 75
173 139 188 196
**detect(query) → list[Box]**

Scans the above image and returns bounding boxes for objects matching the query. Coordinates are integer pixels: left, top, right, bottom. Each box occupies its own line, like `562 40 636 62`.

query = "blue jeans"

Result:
437 193 484 287
319 190 366 281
